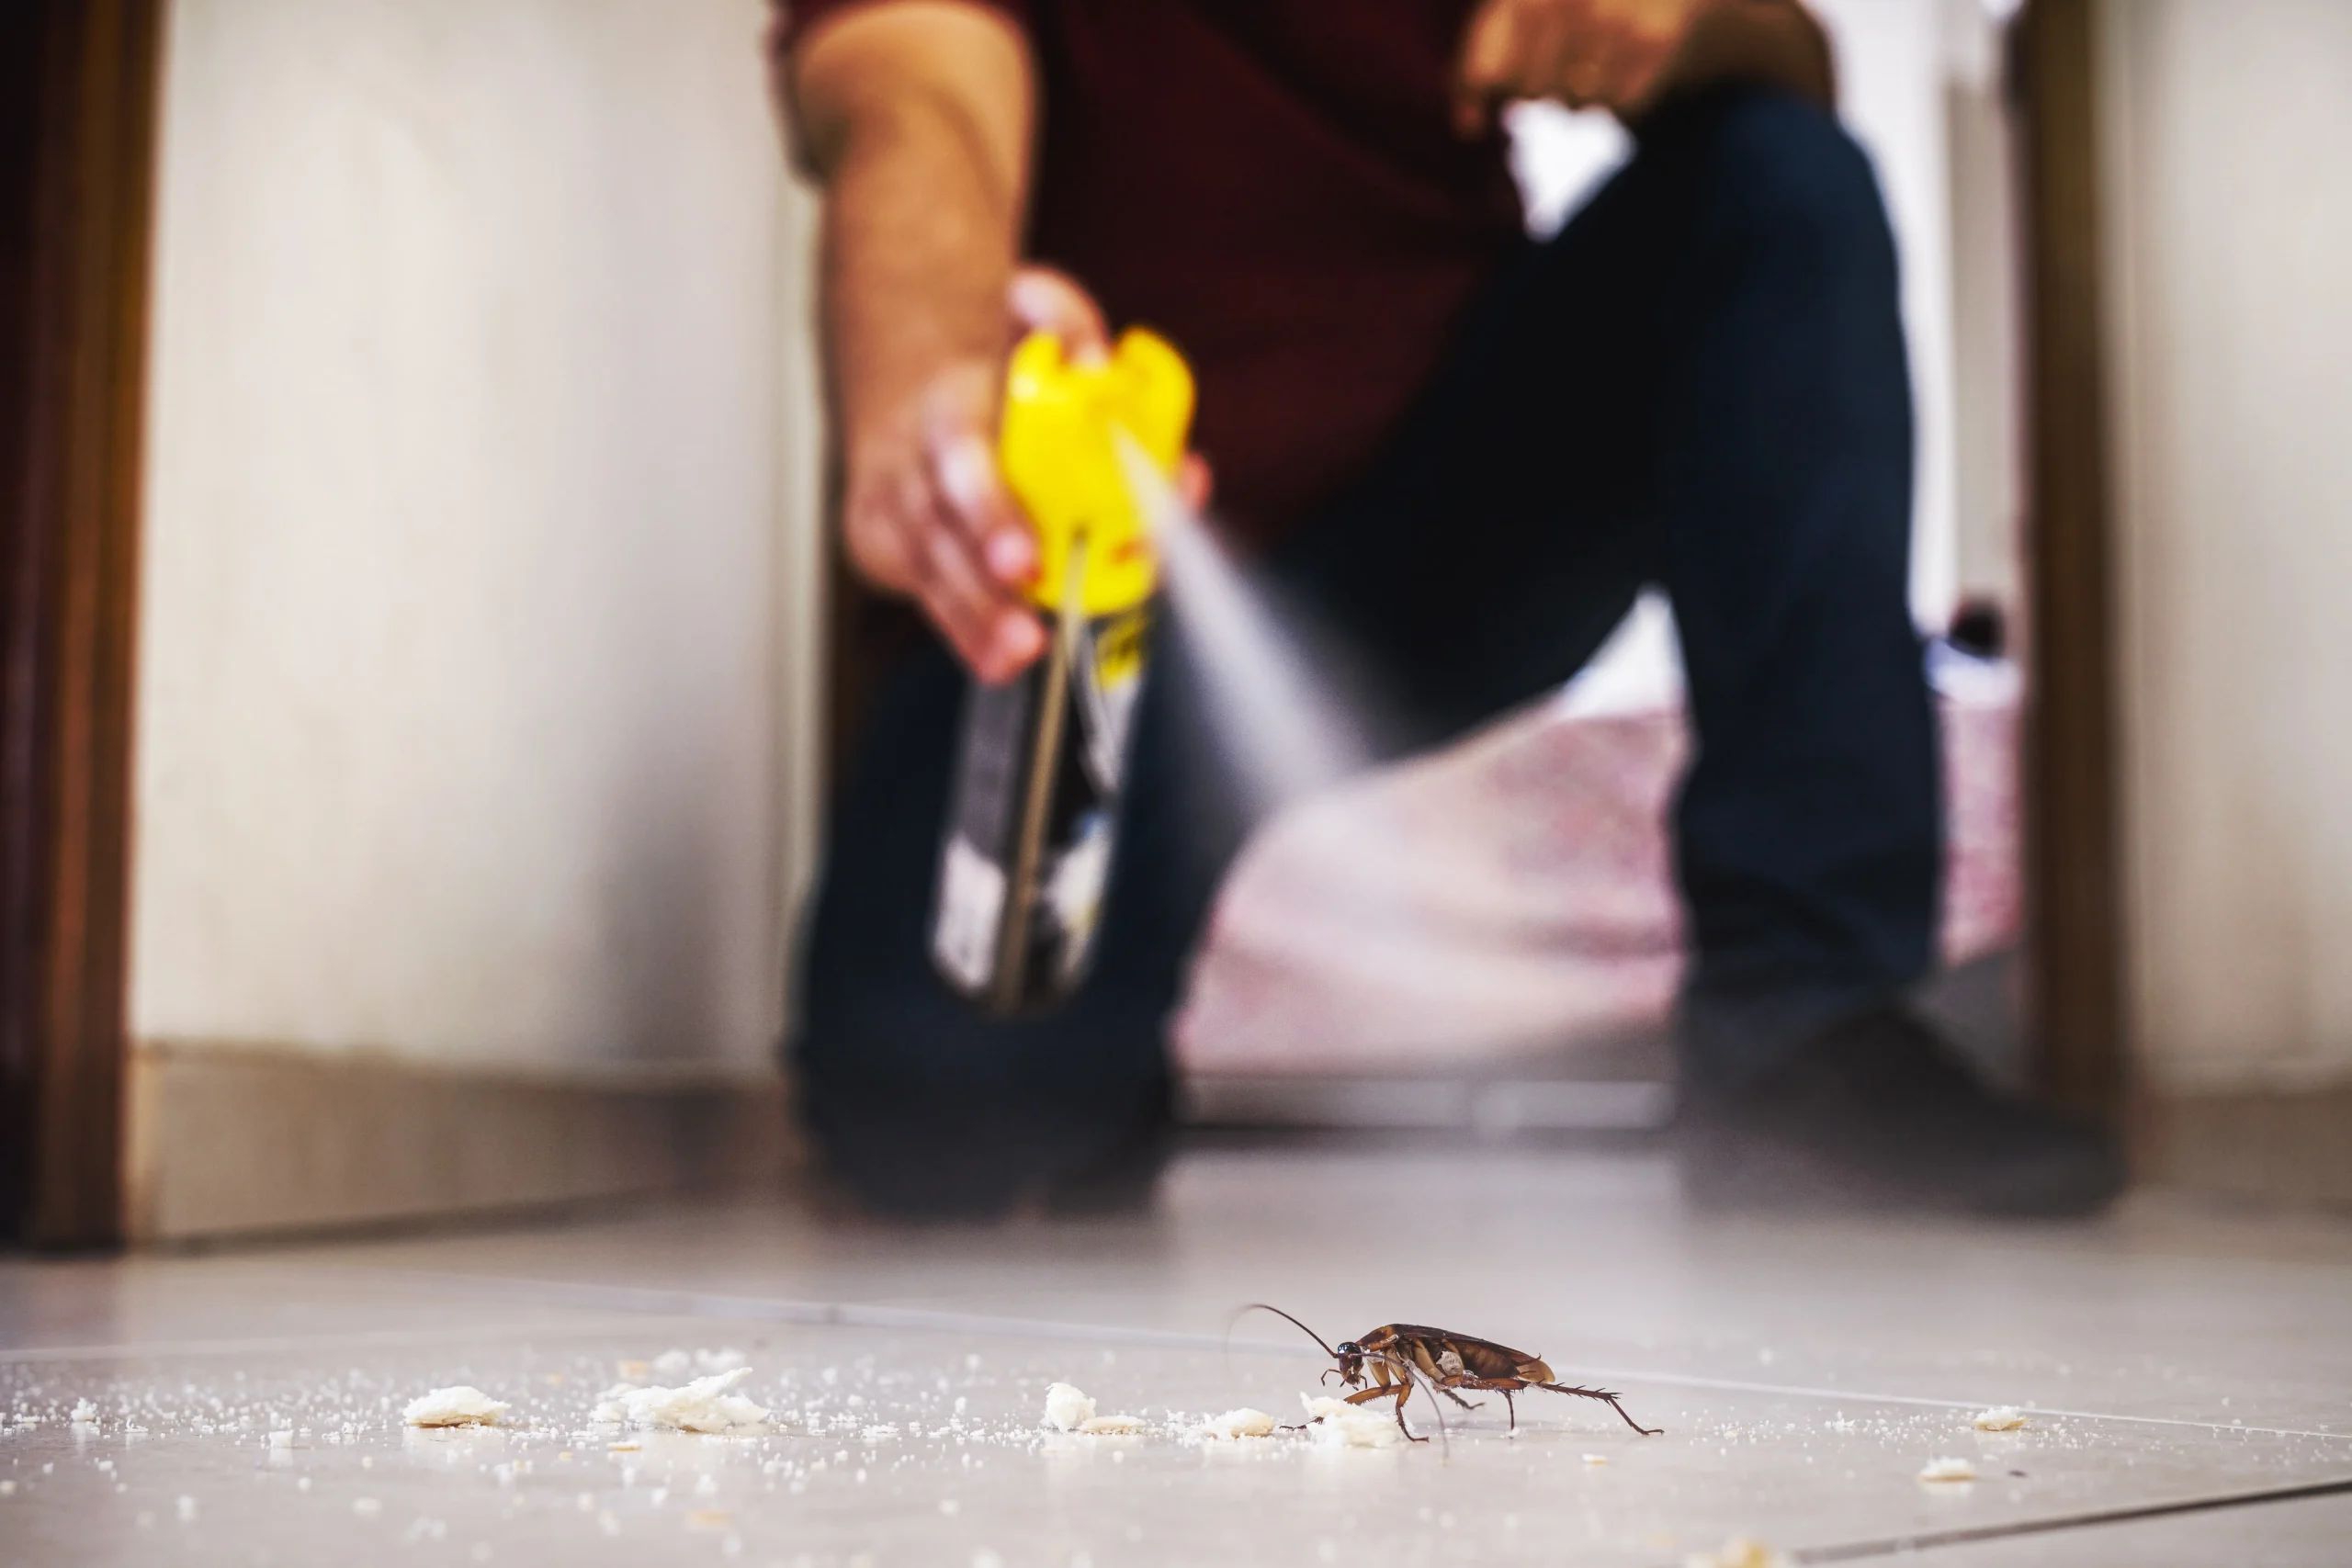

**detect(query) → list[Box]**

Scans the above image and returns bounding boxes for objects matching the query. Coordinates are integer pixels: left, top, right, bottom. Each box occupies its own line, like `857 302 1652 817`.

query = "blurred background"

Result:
4 0 2349 1247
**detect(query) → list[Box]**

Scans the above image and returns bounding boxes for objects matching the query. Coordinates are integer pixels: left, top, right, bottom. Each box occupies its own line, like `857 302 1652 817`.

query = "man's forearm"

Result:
791 5 1034 457
820 97 1022 452
1653 0 1835 114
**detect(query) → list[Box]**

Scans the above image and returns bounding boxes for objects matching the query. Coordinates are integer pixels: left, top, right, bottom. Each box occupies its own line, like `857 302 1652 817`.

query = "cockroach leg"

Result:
1539 1382 1663 1437
1345 1370 1426 1441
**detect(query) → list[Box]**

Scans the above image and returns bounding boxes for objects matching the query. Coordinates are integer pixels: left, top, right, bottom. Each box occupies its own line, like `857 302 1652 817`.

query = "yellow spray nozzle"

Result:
997 326 1194 617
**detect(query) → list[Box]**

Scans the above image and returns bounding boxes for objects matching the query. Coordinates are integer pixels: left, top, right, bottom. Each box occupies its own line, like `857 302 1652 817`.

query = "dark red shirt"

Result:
780 0 1525 547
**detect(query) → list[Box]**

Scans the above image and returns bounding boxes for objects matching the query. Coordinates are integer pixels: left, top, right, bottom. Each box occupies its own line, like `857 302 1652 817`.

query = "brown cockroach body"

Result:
1244 1304 1662 1444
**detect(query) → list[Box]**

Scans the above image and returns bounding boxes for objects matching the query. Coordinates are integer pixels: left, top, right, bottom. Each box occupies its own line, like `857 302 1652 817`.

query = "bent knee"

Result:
1693 89 1893 261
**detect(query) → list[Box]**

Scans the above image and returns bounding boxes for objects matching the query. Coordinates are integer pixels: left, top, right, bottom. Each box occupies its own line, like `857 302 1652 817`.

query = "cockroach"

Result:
1242 1304 1662 1443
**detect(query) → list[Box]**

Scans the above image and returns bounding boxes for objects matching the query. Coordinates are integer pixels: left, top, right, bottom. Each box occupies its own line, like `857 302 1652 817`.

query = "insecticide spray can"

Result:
930 326 1194 1016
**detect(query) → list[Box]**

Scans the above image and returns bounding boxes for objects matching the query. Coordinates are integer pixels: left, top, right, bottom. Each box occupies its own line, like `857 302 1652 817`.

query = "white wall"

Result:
134 0 825 1073
2099 0 2352 1090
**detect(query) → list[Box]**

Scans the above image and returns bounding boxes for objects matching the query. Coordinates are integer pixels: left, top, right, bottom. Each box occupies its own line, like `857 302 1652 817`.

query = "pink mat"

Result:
1174 688 2018 1077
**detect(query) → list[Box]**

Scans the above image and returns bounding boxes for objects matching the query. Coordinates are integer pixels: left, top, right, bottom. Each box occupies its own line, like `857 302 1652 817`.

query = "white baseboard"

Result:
125 1043 796 1244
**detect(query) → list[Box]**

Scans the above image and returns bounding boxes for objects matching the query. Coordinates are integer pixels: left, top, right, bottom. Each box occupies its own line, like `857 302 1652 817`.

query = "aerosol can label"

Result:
931 601 1151 1013
933 834 1007 993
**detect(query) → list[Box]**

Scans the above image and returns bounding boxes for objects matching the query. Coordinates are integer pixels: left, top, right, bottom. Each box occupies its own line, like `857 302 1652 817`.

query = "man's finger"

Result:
921 372 1040 587
1609 23 1682 113
1009 266 1112 365
929 427 1038 585
916 496 1045 680
1178 453 1214 513
1452 0 1522 135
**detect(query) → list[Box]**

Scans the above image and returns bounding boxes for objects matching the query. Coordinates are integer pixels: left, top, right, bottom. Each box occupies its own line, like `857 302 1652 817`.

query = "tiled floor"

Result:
5 1142 2350 1564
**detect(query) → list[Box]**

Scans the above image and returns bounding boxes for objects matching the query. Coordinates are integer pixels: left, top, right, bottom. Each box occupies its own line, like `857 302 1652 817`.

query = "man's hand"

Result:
1453 0 1831 133
842 265 1214 683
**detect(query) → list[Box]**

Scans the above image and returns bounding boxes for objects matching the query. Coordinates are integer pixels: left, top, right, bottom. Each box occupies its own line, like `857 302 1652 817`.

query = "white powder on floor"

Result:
1300 1393 1404 1450
1971 1405 2028 1431
596 1368 769 1434
1917 1456 1977 1483
1043 1383 1096 1432
70 1400 97 1424
401 1387 509 1427
1200 1408 1278 1439
1077 1414 1148 1436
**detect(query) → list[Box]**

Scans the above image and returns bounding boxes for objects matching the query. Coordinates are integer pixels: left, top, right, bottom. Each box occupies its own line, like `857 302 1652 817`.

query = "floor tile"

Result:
5 1144 2348 1565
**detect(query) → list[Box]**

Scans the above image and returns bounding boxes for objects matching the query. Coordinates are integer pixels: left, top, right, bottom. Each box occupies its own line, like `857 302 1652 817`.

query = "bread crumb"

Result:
1582 1452 1609 1465
1200 1408 1278 1440
1043 1383 1096 1432
1078 1414 1148 1436
1917 1457 1978 1483
1971 1406 2028 1431
70 1400 97 1425
1300 1394 1404 1450
607 1441 641 1452
402 1386 510 1428
602 1367 768 1434
1683 1537 1783 1568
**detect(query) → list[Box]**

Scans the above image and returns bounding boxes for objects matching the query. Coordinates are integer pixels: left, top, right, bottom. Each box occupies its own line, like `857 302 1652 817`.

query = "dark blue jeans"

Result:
793 87 1940 1213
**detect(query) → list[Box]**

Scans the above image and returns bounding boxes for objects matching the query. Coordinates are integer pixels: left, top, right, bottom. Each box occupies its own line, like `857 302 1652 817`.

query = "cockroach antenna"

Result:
1235 1303 1340 1360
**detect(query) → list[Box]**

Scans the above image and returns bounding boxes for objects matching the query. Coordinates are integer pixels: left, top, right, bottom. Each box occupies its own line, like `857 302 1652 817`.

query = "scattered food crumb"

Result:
403 1387 511 1428
70 1400 97 1425
267 1430 294 1449
1078 1414 1148 1436
616 1361 650 1382
1972 1406 2028 1431
1300 1394 1404 1450
607 1441 641 1452
1200 1408 1278 1440
1918 1457 1978 1483
1043 1383 1096 1432
1582 1453 1610 1465
1683 1537 1783 1568
602 1368 769 1434
686 1509 733 1531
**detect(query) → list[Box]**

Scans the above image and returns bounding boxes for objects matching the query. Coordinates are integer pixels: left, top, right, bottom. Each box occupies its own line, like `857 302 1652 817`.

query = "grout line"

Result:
1568 1363 2351 1442
1783 1475 2352 1563
322 1266 2352 1444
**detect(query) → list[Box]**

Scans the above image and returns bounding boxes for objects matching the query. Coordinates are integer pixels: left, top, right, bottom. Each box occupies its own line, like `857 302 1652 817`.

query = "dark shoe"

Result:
1039 1077 1174 1217
1678 1005 2124 1217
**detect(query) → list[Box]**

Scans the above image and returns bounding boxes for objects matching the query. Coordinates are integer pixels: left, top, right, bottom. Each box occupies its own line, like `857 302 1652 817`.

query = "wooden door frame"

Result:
0 0 164 1249
2012 0 2127 1125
